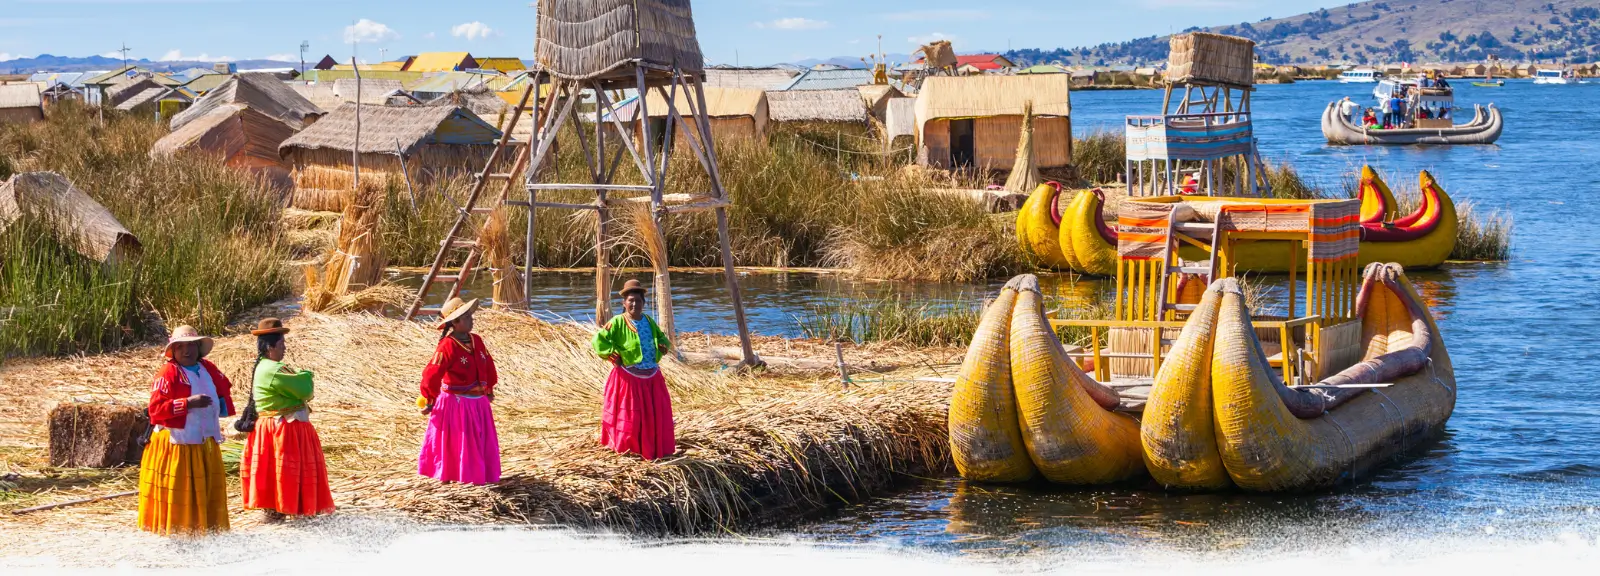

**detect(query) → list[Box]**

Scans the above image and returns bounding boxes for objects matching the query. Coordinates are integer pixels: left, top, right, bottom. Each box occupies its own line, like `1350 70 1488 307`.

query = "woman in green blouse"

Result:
240 318 335 520
592 279 676 460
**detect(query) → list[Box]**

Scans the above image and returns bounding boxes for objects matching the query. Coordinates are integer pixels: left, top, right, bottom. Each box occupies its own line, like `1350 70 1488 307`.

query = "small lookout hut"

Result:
914 75 1072 171
1124 32 1263 196
278 104 504 203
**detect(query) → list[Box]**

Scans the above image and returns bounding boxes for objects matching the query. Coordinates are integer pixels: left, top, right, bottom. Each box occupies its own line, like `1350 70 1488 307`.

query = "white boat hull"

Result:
1321 101 1503 145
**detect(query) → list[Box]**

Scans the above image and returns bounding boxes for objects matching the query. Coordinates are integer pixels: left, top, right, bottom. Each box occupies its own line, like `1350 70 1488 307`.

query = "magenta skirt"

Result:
600 366 676 460
418 393 501 484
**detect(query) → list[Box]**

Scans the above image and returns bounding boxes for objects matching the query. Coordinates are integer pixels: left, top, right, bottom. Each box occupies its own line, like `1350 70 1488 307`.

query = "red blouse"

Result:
419 334 498 402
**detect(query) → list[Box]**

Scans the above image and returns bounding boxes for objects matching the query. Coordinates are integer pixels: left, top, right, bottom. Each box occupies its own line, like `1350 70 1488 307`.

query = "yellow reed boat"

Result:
954 193 1456 491
1014 167 1458 275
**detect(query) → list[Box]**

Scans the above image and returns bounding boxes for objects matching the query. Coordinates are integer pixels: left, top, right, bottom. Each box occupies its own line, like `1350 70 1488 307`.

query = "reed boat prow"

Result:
1323 100 1503 145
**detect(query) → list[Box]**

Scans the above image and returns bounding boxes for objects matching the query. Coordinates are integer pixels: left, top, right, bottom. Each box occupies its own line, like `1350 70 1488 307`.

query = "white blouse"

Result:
165 364 225 445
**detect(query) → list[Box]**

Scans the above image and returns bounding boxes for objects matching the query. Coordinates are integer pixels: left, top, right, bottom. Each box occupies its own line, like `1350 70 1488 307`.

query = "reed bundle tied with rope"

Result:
477 206 526 310
1003 101 1041 194
303 180 397 312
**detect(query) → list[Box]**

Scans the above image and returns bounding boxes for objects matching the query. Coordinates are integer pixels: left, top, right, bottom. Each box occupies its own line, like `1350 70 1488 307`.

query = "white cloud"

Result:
344 18 399 44
263 53 296 62
451 21 494 41
883 9 989 21
0 53 15 62
754 17 829 30
424 32 437 40
907 32 956 46
100 51 124 58
159 50 233 62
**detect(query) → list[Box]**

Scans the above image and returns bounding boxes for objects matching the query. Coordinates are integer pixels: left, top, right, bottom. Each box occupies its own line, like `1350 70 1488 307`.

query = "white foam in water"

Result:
3 515 1599 575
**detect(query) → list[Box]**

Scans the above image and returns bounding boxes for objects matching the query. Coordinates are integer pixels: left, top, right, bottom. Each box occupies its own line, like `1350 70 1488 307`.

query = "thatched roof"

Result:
765 89 867 123
106 77 160 107
704 68 798 90
333 79 405 105
856 84 901 107
151 104 298 169
1167 32 1254 87
428 87 512 118
113 87 179 111
535 0 704 81
884 97 916 140
172 73 322 131
0 84 42 110
279 104 502 157
914 75 1070 128
289 83 342 113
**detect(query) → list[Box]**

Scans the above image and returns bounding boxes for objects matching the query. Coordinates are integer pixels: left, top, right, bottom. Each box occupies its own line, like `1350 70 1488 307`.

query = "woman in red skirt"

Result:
592 279 676 460
240 317 335 521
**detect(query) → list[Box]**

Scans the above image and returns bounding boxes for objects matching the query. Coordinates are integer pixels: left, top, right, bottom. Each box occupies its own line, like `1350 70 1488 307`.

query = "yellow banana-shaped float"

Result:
1059 189 1119 277
1015 183 1072 269
1142 265 1456 491
1009 275 1146 484
1356 171 1457 268
947 276 1036 482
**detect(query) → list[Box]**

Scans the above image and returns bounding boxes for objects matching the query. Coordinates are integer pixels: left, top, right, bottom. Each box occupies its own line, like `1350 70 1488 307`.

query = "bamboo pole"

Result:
352 58 361 187
639 71 680 354
689 73 760 368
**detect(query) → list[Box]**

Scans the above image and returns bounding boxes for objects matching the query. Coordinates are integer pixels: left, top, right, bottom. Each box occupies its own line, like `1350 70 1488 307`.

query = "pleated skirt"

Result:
600 366 676 460
418 393 501 484
242 417 336 516
137 429 229 536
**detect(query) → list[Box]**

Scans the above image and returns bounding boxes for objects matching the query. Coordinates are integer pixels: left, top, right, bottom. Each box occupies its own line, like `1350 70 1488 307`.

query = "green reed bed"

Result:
794 295 982 347
0 102 288 357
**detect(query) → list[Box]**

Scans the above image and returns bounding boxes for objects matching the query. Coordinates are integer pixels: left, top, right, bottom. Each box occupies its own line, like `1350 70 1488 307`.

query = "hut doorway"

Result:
949 118 975 168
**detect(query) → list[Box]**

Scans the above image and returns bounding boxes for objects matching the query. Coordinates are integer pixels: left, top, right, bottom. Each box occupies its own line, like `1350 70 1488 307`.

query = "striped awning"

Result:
1117 198 1361 262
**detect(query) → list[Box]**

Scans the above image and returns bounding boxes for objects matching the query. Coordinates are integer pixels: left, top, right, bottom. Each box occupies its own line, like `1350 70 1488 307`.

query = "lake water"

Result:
391 80 1600 567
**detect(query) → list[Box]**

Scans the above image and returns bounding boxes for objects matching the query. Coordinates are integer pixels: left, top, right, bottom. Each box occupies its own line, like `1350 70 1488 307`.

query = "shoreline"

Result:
0 311 957 536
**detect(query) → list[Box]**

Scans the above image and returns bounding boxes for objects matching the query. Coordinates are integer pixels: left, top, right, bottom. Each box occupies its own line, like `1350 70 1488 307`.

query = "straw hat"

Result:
163 325 214 359
619 279 647 298
435 297 481 330
250 317 290 336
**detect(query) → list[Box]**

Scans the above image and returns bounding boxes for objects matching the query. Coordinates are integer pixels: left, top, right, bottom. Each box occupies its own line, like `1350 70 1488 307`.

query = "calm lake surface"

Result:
394 80 1600 561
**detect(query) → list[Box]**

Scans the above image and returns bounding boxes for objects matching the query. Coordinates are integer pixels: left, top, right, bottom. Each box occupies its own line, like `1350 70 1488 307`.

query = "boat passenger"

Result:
138 325 235 536
592 279 677 460
417 297 502 484
1418 107 1432 120
1437 76 1450 89
1362 108 1379 128
240 318 335 522
1339 96 1360 123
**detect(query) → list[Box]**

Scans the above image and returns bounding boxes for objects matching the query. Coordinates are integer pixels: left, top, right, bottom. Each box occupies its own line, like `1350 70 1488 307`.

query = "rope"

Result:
1371 388 1404 452
1323 410 1359 480
789 134 912 157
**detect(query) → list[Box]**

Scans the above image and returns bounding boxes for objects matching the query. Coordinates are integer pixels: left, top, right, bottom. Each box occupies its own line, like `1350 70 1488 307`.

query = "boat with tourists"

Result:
953 191 1457 491
1338 68 1380 83
1322 73 1503 145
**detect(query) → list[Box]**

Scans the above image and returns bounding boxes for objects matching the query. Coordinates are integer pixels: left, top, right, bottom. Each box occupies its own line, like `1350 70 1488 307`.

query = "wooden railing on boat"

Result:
1050 315 1325 387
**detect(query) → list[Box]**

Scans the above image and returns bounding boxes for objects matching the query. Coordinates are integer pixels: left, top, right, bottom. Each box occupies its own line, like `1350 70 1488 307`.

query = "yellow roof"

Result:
331 61 407 72
476 57 526 72
411 52 475 73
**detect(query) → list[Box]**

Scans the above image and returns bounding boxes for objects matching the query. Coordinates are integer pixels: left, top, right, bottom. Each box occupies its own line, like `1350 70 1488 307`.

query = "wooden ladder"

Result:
1156 213 1220 319
403 83 539 321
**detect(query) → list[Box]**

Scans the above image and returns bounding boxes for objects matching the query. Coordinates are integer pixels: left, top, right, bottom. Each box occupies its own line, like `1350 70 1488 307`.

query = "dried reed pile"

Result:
477 206 526 309
0 311 955 534
304 181 392 312
1002 102 1041 193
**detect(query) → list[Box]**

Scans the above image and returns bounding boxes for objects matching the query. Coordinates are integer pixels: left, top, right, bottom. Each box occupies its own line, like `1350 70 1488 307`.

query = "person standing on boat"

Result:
138 325 235 536
592 279 677 460
240 318 335 522
417 297 502 484
1339 96 1360 124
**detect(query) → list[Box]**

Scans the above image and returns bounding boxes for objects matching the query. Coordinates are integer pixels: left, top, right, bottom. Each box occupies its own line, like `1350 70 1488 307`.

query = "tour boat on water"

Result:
1338 68 1380 83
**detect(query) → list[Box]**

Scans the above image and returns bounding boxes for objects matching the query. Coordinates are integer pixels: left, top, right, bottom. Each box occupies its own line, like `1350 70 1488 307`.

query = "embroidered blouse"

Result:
419 334 498 402
592 314 671 369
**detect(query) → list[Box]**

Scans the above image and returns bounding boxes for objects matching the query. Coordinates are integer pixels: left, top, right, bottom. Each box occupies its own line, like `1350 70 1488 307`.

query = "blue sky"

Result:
0 0 1344 66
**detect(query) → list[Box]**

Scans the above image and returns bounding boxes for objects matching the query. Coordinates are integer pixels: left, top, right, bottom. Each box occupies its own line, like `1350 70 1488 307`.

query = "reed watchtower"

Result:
1124 32 1266 197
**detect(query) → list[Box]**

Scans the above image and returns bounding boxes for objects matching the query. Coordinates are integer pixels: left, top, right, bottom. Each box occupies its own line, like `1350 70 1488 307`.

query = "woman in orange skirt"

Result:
240 318 335 521
138 325 235 536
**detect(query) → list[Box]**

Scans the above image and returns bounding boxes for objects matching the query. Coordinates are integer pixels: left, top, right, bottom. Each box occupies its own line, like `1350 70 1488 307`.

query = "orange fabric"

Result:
137 429 229 536
242 417 335 516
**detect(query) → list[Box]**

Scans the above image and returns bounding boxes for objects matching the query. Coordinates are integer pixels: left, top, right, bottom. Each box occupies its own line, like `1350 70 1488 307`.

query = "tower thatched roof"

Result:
535 0 704 81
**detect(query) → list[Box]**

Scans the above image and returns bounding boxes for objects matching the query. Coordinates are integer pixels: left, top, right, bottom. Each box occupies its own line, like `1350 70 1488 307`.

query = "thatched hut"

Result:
615 86 769 143
151 104 299 189
171 73 322 132
884 97 917 142
914 75 1071 171
278 104 505 206
105 77 162 108
766 89 868 126
333 79 407 105
0 84 45 124
856 84 903 124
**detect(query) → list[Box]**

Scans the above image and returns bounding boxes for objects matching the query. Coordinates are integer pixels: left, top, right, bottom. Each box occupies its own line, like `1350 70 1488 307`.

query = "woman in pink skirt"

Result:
417 297 501 484
592 279 676 460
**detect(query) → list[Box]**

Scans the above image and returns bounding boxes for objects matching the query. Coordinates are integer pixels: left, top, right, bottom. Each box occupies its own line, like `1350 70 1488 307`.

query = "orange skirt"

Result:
241 416 335 516
137 429 229 536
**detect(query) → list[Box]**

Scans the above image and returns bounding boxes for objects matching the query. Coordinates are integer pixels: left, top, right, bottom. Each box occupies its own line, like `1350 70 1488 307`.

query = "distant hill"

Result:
1007 0 1600 66
1 54 304 74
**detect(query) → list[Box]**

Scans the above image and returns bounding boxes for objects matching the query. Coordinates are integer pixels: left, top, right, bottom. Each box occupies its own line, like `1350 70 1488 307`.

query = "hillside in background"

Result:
1008 0 1600 66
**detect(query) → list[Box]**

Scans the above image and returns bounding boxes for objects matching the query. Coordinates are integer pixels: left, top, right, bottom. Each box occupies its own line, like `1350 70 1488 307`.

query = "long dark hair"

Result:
233 332 284 433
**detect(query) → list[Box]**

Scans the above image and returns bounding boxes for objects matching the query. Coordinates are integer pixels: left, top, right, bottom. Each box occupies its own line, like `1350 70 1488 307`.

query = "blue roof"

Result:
777 68 909 92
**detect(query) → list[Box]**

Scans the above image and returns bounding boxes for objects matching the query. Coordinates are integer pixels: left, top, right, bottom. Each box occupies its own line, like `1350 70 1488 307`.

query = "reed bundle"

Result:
477 206 526 309
303 181 388 312
1003 101 1041 194
0 311 956 535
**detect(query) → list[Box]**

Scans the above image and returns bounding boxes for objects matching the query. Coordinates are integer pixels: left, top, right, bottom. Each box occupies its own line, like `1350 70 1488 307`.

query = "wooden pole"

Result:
351 58 361 186
523 71 550 302
639 70 681 355
11 490 137 515
688 75 760 368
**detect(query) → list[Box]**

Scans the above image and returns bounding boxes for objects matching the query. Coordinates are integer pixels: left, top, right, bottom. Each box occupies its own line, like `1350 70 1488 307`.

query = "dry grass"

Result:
0 311 957 535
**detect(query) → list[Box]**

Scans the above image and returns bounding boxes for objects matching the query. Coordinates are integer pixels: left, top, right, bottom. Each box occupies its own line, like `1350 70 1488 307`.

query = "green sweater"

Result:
592 314 671 367
252 358 315 413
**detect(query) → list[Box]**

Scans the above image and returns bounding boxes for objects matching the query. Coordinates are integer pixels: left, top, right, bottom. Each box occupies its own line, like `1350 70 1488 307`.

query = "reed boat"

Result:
959 193 1458 489
1321 101 1503 145
1017 167 1458 275
948 274 1145 485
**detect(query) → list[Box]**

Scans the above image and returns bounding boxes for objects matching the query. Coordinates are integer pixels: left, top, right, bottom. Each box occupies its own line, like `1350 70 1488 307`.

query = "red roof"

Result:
914 54 1010 69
